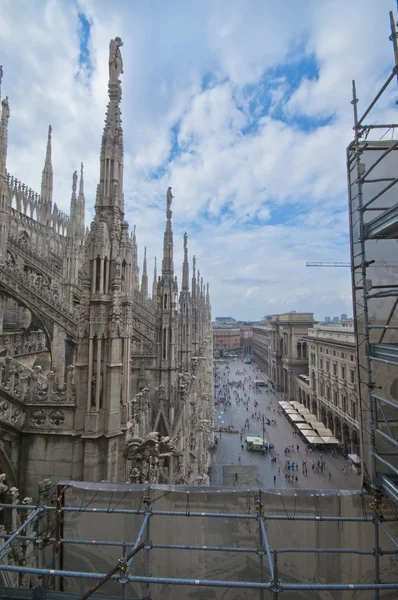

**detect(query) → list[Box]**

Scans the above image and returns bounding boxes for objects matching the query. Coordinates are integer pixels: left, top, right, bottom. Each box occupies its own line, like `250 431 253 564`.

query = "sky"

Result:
1 0 397 321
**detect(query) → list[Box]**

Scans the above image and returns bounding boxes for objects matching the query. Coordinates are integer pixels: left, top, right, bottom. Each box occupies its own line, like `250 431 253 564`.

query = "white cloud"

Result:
0 0 395 320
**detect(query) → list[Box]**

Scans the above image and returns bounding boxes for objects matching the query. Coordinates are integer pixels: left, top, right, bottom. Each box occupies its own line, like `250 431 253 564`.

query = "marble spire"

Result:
141 246 148 299
162 187 174 276
97 39 124 216
0 95 10 176
77 161 85 238
41 125 53 208
152 257 157 302
182 232 189 291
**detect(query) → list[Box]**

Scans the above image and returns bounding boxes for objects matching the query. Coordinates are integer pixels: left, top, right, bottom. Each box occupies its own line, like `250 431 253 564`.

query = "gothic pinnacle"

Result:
40 124 53 210
141 246 148 299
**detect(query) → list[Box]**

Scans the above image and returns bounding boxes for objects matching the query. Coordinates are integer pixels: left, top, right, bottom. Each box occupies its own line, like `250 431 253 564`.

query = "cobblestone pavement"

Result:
210 358 361 491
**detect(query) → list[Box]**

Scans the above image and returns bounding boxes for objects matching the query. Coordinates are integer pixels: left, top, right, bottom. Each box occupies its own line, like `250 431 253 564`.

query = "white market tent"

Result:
284 409 298 414
298 407 311 415
290 401 302 409
303 434 327 444
322 436 340 445
305 414 318 423
295 423 314 431
279 401 292 408
289 414 307 422
311 421 327 431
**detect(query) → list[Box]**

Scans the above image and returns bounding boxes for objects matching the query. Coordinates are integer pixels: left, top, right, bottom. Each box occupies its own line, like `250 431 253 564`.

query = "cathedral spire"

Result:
192 255 196 298
141 246 148 299
77 161 85 238
97 37 124 217
41 125 53 211
162 186 174 276
182 232 189 291
69 169 78 234
152 257 157 302
0 95 10 176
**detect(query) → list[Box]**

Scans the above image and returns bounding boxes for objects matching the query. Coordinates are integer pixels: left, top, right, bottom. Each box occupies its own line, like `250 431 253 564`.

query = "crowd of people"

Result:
212 358 357 488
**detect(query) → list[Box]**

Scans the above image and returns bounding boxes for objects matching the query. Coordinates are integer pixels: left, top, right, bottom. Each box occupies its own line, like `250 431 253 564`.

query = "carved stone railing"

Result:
0 263 78 339
8 234 63 279
0 330 48 357
8 174 70 238
0 356 75 405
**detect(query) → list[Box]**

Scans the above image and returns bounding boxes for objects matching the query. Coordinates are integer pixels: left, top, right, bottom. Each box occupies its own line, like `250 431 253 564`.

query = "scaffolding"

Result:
1 10 398 600
0 482 398 599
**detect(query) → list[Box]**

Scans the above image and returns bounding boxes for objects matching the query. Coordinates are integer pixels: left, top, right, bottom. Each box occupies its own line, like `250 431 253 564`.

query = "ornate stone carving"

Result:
30 409 46 427
49 410 65 428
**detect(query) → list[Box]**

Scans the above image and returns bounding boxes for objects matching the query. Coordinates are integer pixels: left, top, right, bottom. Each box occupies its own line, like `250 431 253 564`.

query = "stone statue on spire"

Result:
167 186 174 211
109 37 124 82
184 232 187 251
72 170 78 193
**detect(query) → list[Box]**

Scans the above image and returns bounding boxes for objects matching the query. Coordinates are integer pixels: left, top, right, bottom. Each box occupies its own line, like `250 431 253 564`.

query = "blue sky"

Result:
1 0 397 320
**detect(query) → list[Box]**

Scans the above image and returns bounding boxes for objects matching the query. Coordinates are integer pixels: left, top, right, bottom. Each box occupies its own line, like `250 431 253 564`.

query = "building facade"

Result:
296 325 360 455
0 40 213 498
253 313 316 400
212 327 241 353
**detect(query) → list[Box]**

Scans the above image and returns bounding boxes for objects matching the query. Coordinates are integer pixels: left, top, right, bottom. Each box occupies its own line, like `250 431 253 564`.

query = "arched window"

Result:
297 342 302 358
302 342 307 358
164 293 168 310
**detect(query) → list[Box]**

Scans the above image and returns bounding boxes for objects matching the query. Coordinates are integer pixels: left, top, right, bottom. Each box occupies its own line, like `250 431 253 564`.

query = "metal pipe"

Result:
362 175 398 210
151 543 257 553
275 547 374 555
0 507 41 562
375 428 398 448
0 504 383 522
372 452 398 476
257 492 264 600
357 71 396 127
80 542 145 600
371 393 398 411
126 512 151 572
272 550 279 599
144 499 151 600
1 564 398 591
259 519 275 581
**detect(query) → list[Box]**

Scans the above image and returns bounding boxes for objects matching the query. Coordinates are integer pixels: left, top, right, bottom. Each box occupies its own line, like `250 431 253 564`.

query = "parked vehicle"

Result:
246 436 267 452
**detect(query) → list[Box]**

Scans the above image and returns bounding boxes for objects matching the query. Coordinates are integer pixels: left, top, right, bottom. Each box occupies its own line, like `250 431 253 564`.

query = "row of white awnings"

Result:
278 401 340 445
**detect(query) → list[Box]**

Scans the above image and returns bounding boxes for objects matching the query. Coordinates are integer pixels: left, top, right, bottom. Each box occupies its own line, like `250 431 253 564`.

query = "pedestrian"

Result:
241 444 244 451
238 455 241 463
235 473 238 483
328 472 332 481
274 475 276 484
297 444 299 452
295 475 298 483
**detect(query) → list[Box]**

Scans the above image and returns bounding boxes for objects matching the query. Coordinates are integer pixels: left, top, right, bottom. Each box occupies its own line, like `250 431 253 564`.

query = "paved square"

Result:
223 465 260 487
211 358 361 491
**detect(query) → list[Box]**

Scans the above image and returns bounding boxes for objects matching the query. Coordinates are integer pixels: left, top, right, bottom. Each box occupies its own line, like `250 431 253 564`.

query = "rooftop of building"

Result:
306 324 355 345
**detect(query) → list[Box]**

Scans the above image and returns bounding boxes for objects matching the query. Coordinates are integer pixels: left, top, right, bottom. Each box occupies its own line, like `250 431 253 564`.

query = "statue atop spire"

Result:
167 186 174 211
109 37 124 82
